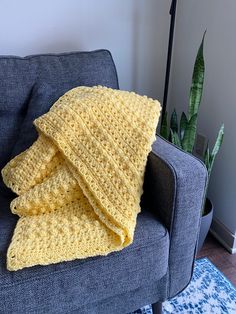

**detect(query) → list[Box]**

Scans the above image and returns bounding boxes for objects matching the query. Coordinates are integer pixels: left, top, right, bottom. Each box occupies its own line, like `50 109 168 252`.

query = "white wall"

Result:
169 0 236 235
0 0 170 100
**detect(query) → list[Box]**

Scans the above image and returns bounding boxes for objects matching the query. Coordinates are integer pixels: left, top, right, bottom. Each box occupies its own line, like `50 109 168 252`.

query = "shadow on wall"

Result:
32 40 83 55
132 1 140 92
131 0 171 100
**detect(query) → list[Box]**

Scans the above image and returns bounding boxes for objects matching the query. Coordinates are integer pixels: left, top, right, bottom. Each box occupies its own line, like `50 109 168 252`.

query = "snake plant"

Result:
160 32 224 187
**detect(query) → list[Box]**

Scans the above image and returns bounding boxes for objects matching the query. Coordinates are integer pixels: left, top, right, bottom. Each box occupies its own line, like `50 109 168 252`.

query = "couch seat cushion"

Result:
0 195 169 314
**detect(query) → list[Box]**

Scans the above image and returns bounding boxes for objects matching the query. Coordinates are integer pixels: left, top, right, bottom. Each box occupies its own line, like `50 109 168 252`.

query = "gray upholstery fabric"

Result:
143 136 208 298
0 50 118 195
81 278 168 314
0 195 169 314
0 50 208 313
11 82 75 157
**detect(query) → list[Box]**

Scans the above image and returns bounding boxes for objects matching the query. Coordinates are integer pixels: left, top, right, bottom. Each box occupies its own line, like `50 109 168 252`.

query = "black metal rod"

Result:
161 0 177 124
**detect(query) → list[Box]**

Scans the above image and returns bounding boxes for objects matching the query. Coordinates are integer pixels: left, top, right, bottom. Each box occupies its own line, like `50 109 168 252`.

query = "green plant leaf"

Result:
170 109 178 134
208 124 224 178
170 129 182 148
182 113 198 153
188 31 206 119
204 142 210 171
180 112 188 141
160 111 169 139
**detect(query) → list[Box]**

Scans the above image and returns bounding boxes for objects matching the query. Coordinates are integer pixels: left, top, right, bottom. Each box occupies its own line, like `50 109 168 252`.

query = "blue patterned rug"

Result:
130 258 236 314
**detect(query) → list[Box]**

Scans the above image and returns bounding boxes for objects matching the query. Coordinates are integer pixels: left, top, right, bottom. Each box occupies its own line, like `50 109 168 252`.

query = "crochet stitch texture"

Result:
2 86 161 271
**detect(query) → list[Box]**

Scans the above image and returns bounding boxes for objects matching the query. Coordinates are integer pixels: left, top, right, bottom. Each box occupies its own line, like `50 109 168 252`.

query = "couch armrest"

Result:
142 136 208 298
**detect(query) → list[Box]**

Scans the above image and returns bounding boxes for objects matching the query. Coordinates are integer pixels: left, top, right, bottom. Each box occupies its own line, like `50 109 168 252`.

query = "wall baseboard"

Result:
210 218 236 254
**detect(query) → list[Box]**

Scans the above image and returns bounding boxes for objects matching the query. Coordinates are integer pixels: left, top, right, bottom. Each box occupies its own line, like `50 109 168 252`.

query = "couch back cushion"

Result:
0 50 118 194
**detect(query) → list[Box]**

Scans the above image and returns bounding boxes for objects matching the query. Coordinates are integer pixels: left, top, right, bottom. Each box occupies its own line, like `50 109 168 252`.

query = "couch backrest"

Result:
0 50 118 171
0 50 118 195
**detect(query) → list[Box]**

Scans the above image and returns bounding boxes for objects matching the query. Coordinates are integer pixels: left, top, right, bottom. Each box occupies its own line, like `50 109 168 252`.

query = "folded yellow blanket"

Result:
2 86 161 271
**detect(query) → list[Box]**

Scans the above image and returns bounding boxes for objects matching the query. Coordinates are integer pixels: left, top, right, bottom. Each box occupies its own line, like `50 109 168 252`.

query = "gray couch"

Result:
0 50 207 314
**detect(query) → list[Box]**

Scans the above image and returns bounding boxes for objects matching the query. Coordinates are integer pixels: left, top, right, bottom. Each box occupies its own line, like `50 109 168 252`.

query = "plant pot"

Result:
197 198 213 252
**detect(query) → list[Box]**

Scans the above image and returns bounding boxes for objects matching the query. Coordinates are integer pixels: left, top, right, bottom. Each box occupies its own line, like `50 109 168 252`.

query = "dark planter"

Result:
197 198 213 252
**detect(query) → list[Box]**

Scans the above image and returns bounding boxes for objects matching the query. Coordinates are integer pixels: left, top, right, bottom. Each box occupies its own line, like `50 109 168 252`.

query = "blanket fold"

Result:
2 86 161 271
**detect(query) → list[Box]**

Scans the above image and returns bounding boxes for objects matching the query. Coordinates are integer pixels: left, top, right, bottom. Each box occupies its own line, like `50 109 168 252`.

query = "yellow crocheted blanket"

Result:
2 86 161 271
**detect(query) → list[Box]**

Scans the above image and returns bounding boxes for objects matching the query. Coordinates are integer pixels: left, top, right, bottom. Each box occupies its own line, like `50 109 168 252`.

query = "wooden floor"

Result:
197 233 236 286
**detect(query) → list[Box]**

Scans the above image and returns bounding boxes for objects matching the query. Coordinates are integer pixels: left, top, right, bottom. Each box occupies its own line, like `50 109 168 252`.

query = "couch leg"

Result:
152 302 163 314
